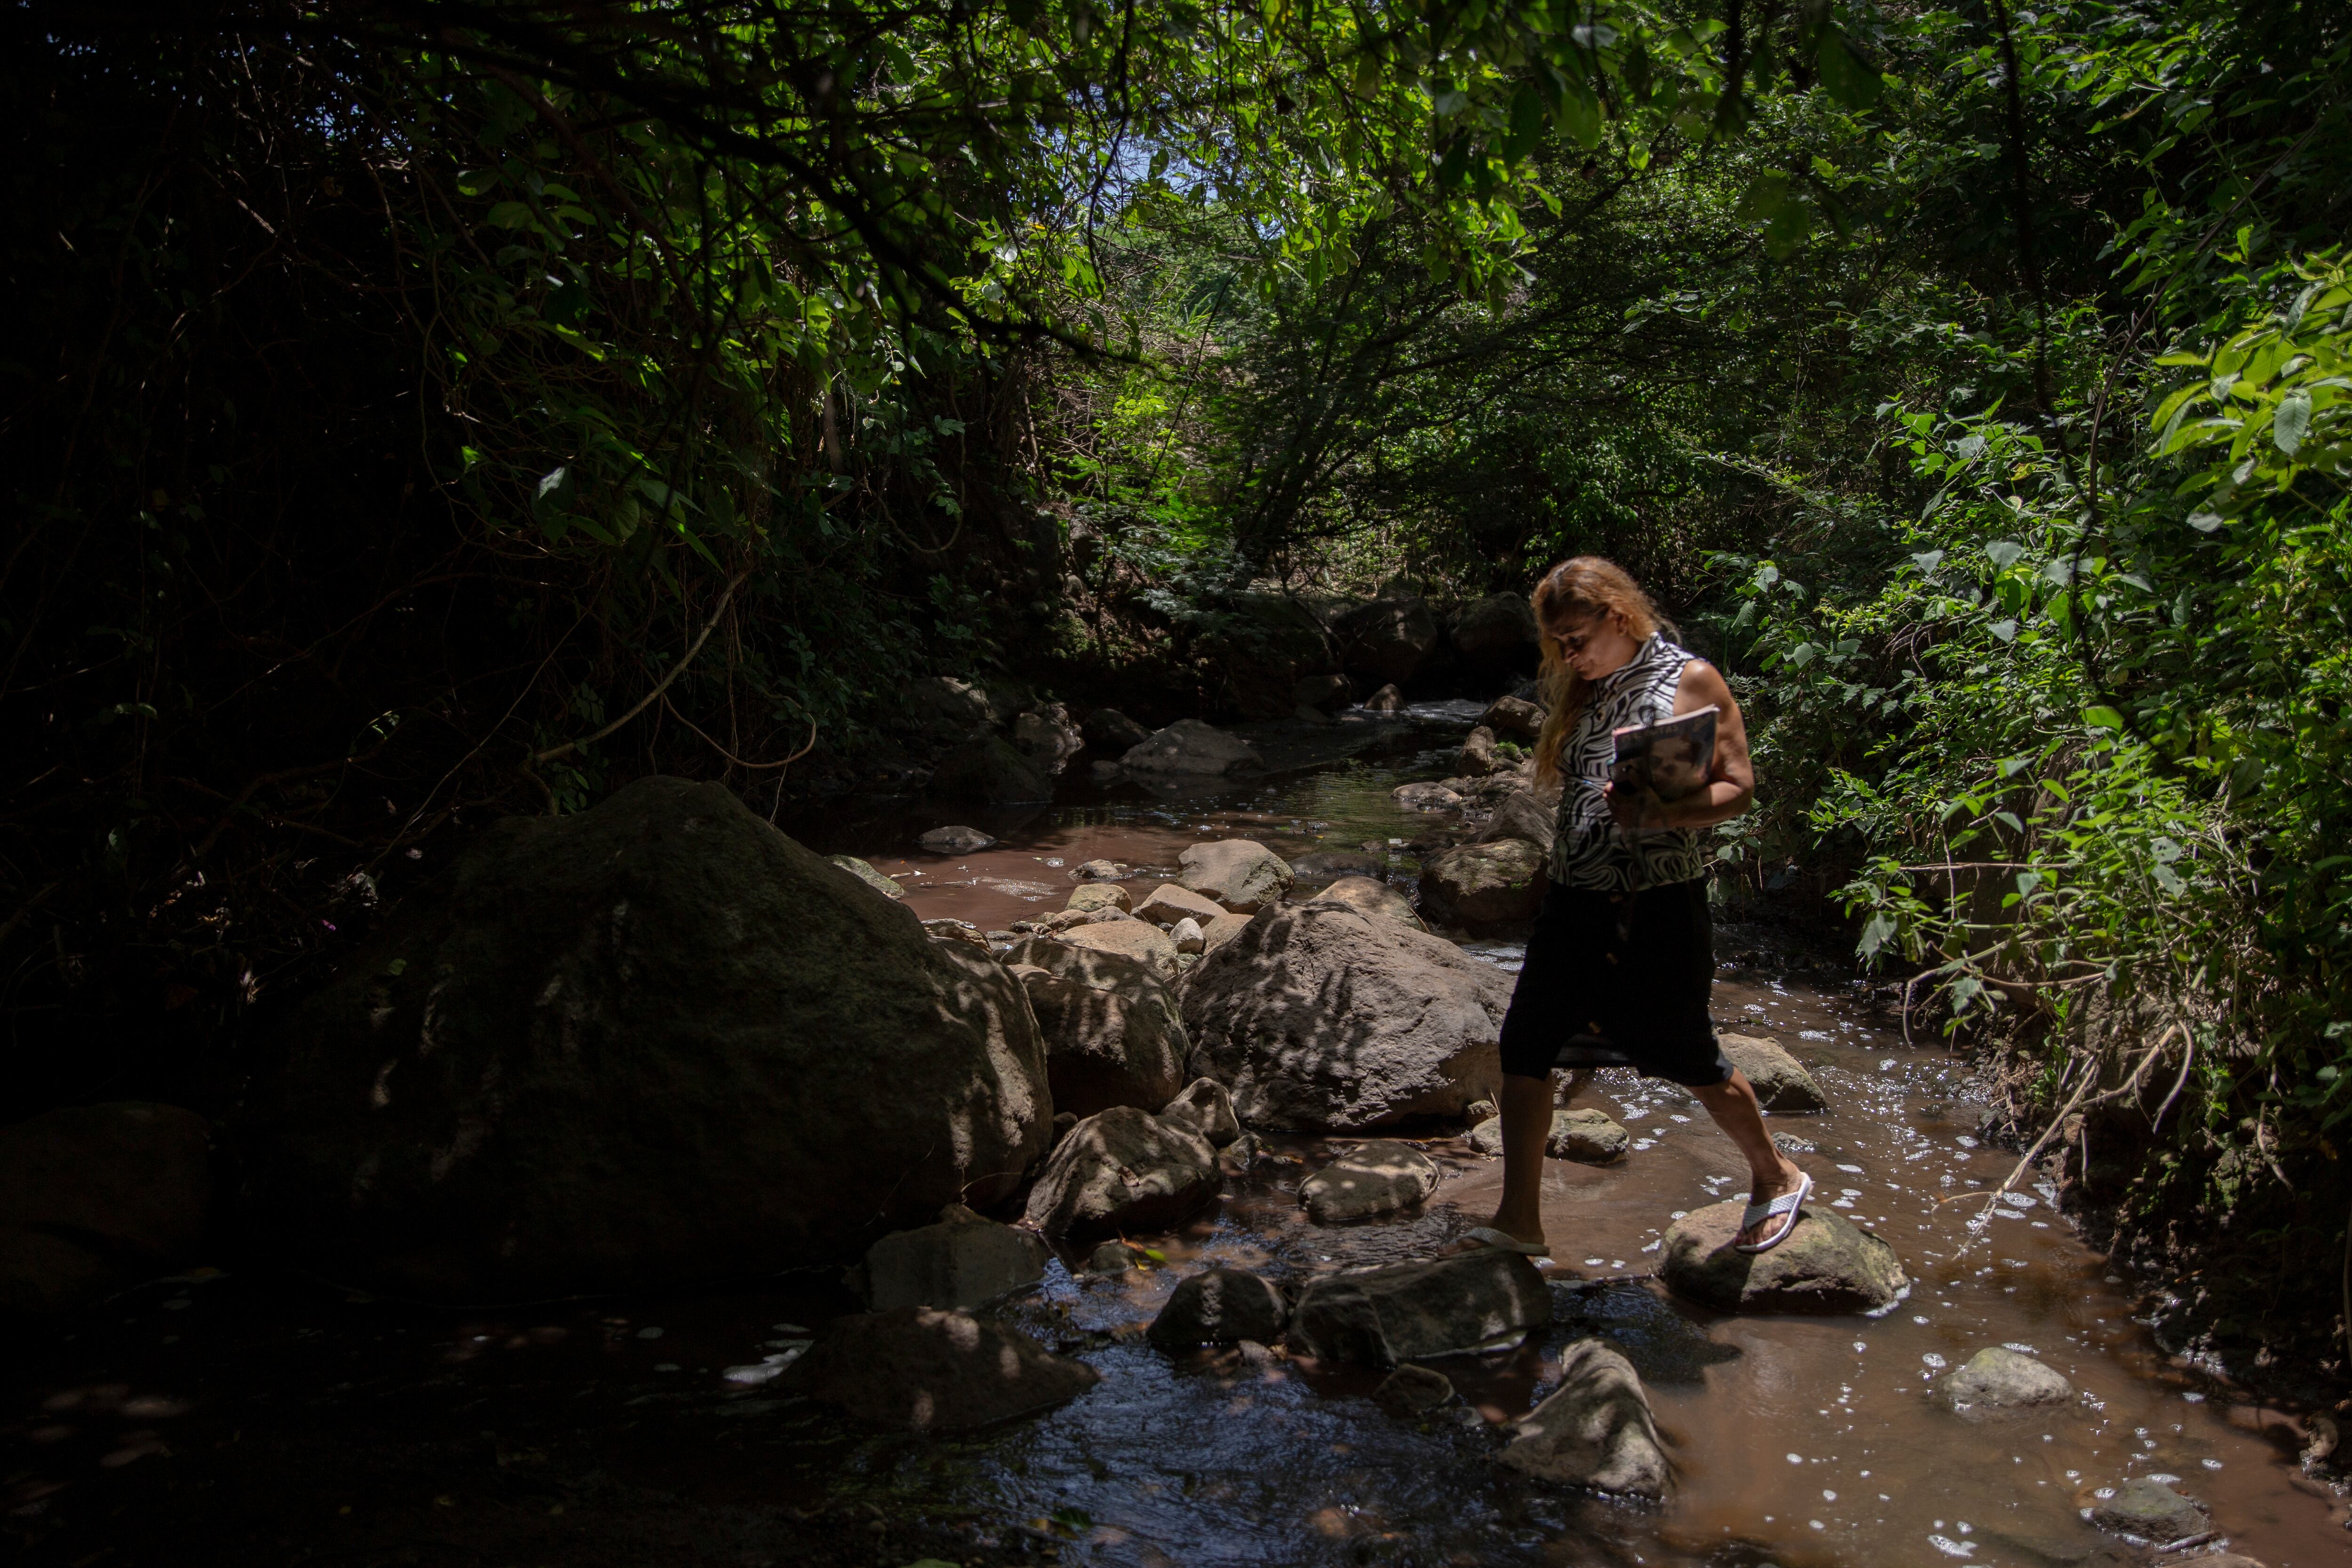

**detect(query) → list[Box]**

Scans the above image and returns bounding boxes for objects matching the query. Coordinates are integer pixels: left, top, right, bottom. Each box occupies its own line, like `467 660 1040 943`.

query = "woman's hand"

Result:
1604 780 1674 833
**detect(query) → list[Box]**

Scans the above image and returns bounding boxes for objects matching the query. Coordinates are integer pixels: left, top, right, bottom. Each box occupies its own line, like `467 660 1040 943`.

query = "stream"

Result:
6 706 2343 1568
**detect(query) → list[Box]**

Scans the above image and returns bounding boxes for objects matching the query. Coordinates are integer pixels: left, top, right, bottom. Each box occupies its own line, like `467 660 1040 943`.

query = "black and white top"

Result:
1548 633 1710 891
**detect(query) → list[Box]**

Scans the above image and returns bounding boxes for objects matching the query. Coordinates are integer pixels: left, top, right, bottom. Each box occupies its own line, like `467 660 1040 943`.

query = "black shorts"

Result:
1495 878 1732 1087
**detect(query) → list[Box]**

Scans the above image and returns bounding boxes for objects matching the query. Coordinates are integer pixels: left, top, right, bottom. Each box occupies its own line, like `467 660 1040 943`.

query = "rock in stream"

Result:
239 776 1050 1303
1179 903 1507 1131
1290 1249 1550 1365
1021 1105 1220 1239
1299 1139 1441 1223
782 1306 1098 1432
1005 937 1190 1117
1660 1197 1907 1314
1497 1338 1671 1497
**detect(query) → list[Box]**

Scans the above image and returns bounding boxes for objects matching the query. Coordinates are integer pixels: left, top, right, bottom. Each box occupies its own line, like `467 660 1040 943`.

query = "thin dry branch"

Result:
533 569 751 765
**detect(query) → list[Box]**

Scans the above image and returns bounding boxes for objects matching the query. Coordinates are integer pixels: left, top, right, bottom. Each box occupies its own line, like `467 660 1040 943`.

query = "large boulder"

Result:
1021 1106 1220 1239
930 734 1053 804
1055 918 1181 984
1337 597 1440 685
1179 904 1508 1130
828 855 906 901
1718 1034 1829 1112
1481 693 1547 742
897 676 994 745
1011 705 1084 773
1148 1267 1289 1346
1363 683 1407 714
1940 1346 2074 1412
1474 791 1557 856
0 1103 213 1319
1134 882 1228 926
1083 708 1152 751
1417 839 1548 930
1290 1249 1550 1365
1300 1140 1440 1223
1454 592 1541 675
1660 1200 1908 1314
1120 719 1263 776
1176 839 1295 914
1065 883 1131 914
1293 673 1353 713
240 777 1052 1303
781 1306 1098 1432
917 824 995 854
1200 912 1252 953
1497 1339 1669 1496
1304 875 1425 931
1159 1077 1240 1146
852 1204 1050 1311
1012 950 1189 1118
1457 726 1501 775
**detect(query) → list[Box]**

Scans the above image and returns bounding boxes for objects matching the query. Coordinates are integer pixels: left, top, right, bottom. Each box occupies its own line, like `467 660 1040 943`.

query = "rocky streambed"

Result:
4 703 2346 1568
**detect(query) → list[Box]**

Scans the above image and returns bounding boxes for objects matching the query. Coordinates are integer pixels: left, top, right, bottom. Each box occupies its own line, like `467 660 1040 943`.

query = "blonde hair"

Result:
1530 557 1673 788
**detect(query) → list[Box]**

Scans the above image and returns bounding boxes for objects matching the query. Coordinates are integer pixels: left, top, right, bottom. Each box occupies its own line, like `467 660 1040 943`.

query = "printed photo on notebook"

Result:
1609 704 1719 808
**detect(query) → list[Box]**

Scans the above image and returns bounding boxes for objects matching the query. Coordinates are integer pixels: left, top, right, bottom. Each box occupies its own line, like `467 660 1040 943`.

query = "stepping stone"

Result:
1661 1199 1907 1314
1301 1140 1440 1223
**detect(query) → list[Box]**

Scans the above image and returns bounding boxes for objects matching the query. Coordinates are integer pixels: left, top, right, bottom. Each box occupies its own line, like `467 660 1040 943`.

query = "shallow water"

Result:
6 712 2344 1567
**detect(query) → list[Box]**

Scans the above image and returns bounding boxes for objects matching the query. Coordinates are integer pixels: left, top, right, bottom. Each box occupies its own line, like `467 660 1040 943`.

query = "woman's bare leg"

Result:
1689 1068 1807 1246
1482 1072 1555 1249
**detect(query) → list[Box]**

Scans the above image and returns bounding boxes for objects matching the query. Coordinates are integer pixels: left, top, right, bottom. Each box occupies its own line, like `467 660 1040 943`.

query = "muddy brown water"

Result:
6 707 2345 1567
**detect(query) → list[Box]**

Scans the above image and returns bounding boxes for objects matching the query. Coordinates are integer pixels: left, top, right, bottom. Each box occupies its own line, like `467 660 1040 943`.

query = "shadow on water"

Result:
6 714 2347 1568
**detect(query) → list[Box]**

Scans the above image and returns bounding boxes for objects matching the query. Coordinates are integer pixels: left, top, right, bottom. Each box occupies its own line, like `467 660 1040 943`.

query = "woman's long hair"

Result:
1531 557 1674 788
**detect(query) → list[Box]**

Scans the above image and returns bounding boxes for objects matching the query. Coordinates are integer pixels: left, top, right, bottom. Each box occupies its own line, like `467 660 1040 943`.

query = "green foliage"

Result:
1711 0 2350 1236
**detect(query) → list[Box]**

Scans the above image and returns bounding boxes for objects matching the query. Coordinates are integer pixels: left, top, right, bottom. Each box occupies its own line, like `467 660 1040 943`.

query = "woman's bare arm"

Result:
1605 658 1756 831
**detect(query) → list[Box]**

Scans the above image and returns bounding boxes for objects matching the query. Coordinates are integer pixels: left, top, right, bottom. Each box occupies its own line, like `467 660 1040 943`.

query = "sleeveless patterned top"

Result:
1548 633 1710 891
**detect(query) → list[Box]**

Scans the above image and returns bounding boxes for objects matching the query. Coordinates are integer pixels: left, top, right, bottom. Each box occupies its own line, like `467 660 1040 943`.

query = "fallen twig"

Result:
1942 1024 2183 1254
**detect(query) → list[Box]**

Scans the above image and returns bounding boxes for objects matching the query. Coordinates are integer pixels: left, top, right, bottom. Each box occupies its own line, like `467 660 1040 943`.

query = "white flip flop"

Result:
1733 1170 1813 1255
1461 1225 1552 1259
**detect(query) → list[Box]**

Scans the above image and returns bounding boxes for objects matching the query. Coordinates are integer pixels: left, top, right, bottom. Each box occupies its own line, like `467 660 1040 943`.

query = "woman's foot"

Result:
1450 1213 1549 1257
1735 1159 1809 1249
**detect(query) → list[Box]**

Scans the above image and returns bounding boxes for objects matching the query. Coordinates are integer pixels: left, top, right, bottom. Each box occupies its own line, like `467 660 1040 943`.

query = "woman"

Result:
1459 557 1811 1258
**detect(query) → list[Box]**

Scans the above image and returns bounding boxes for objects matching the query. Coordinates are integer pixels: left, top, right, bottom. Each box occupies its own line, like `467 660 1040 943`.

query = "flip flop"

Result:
1733 1170 1813 1255
1461 1226 1552 1258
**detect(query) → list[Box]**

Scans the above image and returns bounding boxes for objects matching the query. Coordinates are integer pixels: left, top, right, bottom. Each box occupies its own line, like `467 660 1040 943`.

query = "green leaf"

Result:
1504 82 1547 163
1816 29 1884 109
1984 540 2025 569
1557 85 1602 149
2273 387 2312 456
2082 706 2125 730
1734 173 1793 225
1858 911 1896 958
